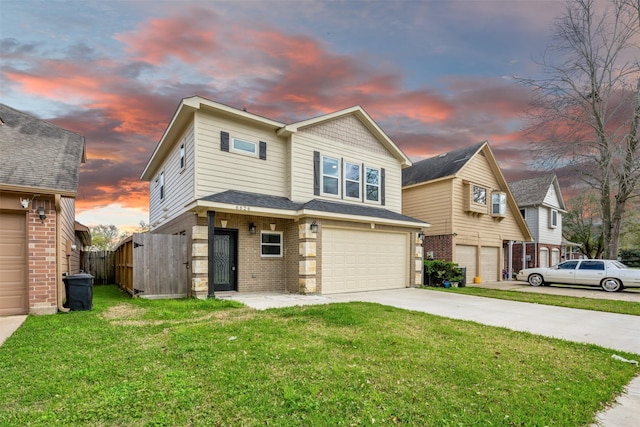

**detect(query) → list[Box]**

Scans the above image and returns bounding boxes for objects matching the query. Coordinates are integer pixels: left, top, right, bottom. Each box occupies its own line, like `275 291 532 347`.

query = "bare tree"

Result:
563 191 605 258
519 0 640 259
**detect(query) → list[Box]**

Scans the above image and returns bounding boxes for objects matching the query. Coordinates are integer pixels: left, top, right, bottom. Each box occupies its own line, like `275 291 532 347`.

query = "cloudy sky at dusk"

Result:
1 0 572 231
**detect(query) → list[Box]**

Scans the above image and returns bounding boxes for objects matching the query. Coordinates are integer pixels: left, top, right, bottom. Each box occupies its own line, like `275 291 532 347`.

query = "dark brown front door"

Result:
210 229 238 294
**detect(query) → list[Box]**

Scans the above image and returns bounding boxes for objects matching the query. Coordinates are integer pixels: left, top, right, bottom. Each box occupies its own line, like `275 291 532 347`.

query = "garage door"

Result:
455 245 477 285
481 247 499 282
322 228 408 294
0 211 28 315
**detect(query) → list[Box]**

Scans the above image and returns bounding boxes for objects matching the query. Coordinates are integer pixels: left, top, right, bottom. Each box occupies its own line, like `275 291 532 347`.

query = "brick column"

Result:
191 225 208 299
29 203 57 314
414 233 424 286
298 222 317 294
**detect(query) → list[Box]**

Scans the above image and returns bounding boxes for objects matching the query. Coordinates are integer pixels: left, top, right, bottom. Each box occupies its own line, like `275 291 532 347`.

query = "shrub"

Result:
424 260 463 286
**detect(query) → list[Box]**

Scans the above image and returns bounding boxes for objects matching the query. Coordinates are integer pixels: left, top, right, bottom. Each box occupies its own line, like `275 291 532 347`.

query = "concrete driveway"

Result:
221 286 640 427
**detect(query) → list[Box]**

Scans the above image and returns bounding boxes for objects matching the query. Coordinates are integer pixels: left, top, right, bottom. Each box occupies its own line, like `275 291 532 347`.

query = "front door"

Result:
210 229 238 293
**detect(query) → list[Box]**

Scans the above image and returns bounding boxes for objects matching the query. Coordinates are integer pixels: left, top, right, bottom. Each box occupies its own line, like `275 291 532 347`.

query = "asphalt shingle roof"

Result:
201 190 426 224
402 142 485 187
508 175 556 207
0 103 85 193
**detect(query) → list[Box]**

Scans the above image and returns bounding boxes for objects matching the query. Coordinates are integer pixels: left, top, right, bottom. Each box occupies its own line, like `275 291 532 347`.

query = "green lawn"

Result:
0 285 638 426
428 286 640 316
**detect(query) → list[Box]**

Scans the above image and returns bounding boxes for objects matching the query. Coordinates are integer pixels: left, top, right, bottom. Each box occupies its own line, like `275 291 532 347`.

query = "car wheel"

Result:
528 274 544 287
601 278 622 292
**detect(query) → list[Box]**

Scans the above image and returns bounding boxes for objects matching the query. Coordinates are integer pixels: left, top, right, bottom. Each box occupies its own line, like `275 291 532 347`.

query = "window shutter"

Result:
259 141 267 160
381 168 386 205
220 131 229 152
313 151 320 196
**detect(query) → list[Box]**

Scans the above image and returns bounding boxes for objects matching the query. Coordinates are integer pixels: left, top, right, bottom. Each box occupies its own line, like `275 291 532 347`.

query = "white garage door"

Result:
455 245 477 285
322 228 408 294
0 211 28 315
481 247 499 282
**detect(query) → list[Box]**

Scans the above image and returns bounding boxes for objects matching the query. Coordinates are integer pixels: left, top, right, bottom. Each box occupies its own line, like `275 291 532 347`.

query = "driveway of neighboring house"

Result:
221 285 640 427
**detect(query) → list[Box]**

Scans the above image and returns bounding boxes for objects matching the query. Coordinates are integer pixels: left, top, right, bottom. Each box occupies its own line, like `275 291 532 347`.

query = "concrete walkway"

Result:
0 315 27 347
220 287 640 427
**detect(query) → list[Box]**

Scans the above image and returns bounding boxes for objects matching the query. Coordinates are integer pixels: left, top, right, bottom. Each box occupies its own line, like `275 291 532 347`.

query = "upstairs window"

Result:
231 137 257 156
344 162 361 199
491 192 506 216
520 208 526 219
159 172 165 201
549 208 558 228
472 185 486 205
365 167 380 202
179 143 185 169
322 156 340 196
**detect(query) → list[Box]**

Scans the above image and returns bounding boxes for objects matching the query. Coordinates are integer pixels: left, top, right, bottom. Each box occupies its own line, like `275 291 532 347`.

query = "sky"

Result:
1 0 573 232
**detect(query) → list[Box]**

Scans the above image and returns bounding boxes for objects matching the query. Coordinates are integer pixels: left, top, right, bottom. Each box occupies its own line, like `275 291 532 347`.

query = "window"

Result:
231 137 257 156
159 172 165 200
365 167 380 202
491 192 506 216
261 232 282 257
179 143 185 169
549 209 558 228
472 185 486 205
578 260 604 271
344 162 361 199
557 260 579 270
322 156 340 196
520 208 526 219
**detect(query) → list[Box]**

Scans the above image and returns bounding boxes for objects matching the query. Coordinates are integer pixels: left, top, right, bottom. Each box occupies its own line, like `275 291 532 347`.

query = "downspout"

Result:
55 194 70 313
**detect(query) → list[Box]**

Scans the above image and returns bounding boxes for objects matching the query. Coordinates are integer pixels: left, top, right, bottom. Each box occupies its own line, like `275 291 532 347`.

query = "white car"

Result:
516 259 640 292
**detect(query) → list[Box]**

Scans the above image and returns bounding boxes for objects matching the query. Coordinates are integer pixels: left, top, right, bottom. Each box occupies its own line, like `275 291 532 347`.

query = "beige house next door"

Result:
0 211 28 315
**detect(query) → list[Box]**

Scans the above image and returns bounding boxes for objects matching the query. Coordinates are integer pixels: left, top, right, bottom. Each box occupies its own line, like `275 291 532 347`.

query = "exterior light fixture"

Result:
310 221 318 233
249 223 257 234
417 231 425 240
37 206 46 223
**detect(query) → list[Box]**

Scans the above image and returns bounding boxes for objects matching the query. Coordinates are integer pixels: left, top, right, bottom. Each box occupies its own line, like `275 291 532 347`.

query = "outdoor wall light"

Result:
249 223 257 234
310 221 318 233
37 206 46 223
417 231 425 240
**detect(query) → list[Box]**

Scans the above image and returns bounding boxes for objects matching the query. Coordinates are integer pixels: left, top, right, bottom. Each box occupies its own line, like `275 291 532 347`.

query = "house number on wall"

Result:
235 205 251 211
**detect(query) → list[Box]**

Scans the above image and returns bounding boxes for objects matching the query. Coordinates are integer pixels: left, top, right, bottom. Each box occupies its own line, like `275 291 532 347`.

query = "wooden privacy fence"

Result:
80 250 116 284
115 233 189 298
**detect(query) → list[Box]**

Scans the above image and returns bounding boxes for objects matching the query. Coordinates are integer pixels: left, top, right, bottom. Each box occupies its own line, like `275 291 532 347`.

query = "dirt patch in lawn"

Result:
100 303 147 321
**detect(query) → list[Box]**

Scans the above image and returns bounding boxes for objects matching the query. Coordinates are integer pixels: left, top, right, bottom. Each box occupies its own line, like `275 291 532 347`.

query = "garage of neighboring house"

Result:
322 228 409 294
481 247 500 282
455 245 477 285
0 211 28 315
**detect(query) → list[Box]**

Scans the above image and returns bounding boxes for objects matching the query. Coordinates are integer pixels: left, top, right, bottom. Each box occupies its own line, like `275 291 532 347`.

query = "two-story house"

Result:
0 103 87 315
140 97 427 298
402 142 532 284
508 174 567 269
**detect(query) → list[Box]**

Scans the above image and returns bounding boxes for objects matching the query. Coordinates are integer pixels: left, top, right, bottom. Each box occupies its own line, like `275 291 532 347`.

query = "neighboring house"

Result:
508 174 568 269
0 103 86 315
140 97 427 297
402 142 532 284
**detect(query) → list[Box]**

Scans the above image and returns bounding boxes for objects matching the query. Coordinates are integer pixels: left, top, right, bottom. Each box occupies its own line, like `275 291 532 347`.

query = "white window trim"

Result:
549 208 558 228
260 231 283 258
364 165 381 204
321 155 341 198
491 191 506 216
231 137 258 157
343 160 361 200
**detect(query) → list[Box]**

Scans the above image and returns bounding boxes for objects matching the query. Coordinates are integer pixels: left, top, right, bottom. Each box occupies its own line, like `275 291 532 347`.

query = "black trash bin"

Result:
63 272 94 311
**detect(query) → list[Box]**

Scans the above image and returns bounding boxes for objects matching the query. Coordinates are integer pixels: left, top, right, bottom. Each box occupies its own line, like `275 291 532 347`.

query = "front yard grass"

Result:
1 285 638 426
429 286 640 316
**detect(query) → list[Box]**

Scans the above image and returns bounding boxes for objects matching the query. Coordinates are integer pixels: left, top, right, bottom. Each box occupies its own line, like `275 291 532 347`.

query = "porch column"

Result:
298 221 317 294
508 240 513 280
207 210 216 298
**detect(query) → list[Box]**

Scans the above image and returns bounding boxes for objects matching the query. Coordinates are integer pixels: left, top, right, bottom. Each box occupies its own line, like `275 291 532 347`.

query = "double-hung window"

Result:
344 162 361 199
179 143 185 170
365 167 380 202
159 172 165 201
261 232 282 257
322 156 340 196
491 192 506 216
549 209 558 228
472 185 486 205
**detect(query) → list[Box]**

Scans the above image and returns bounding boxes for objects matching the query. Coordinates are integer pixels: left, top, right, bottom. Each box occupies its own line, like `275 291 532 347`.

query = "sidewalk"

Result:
0 315 27 347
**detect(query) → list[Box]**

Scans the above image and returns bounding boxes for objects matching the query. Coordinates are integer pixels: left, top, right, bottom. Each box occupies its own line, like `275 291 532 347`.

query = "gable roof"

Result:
0 103 86 196
402 142 485 187
196 190 428 227
141 97 411 180
509 174 566 211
